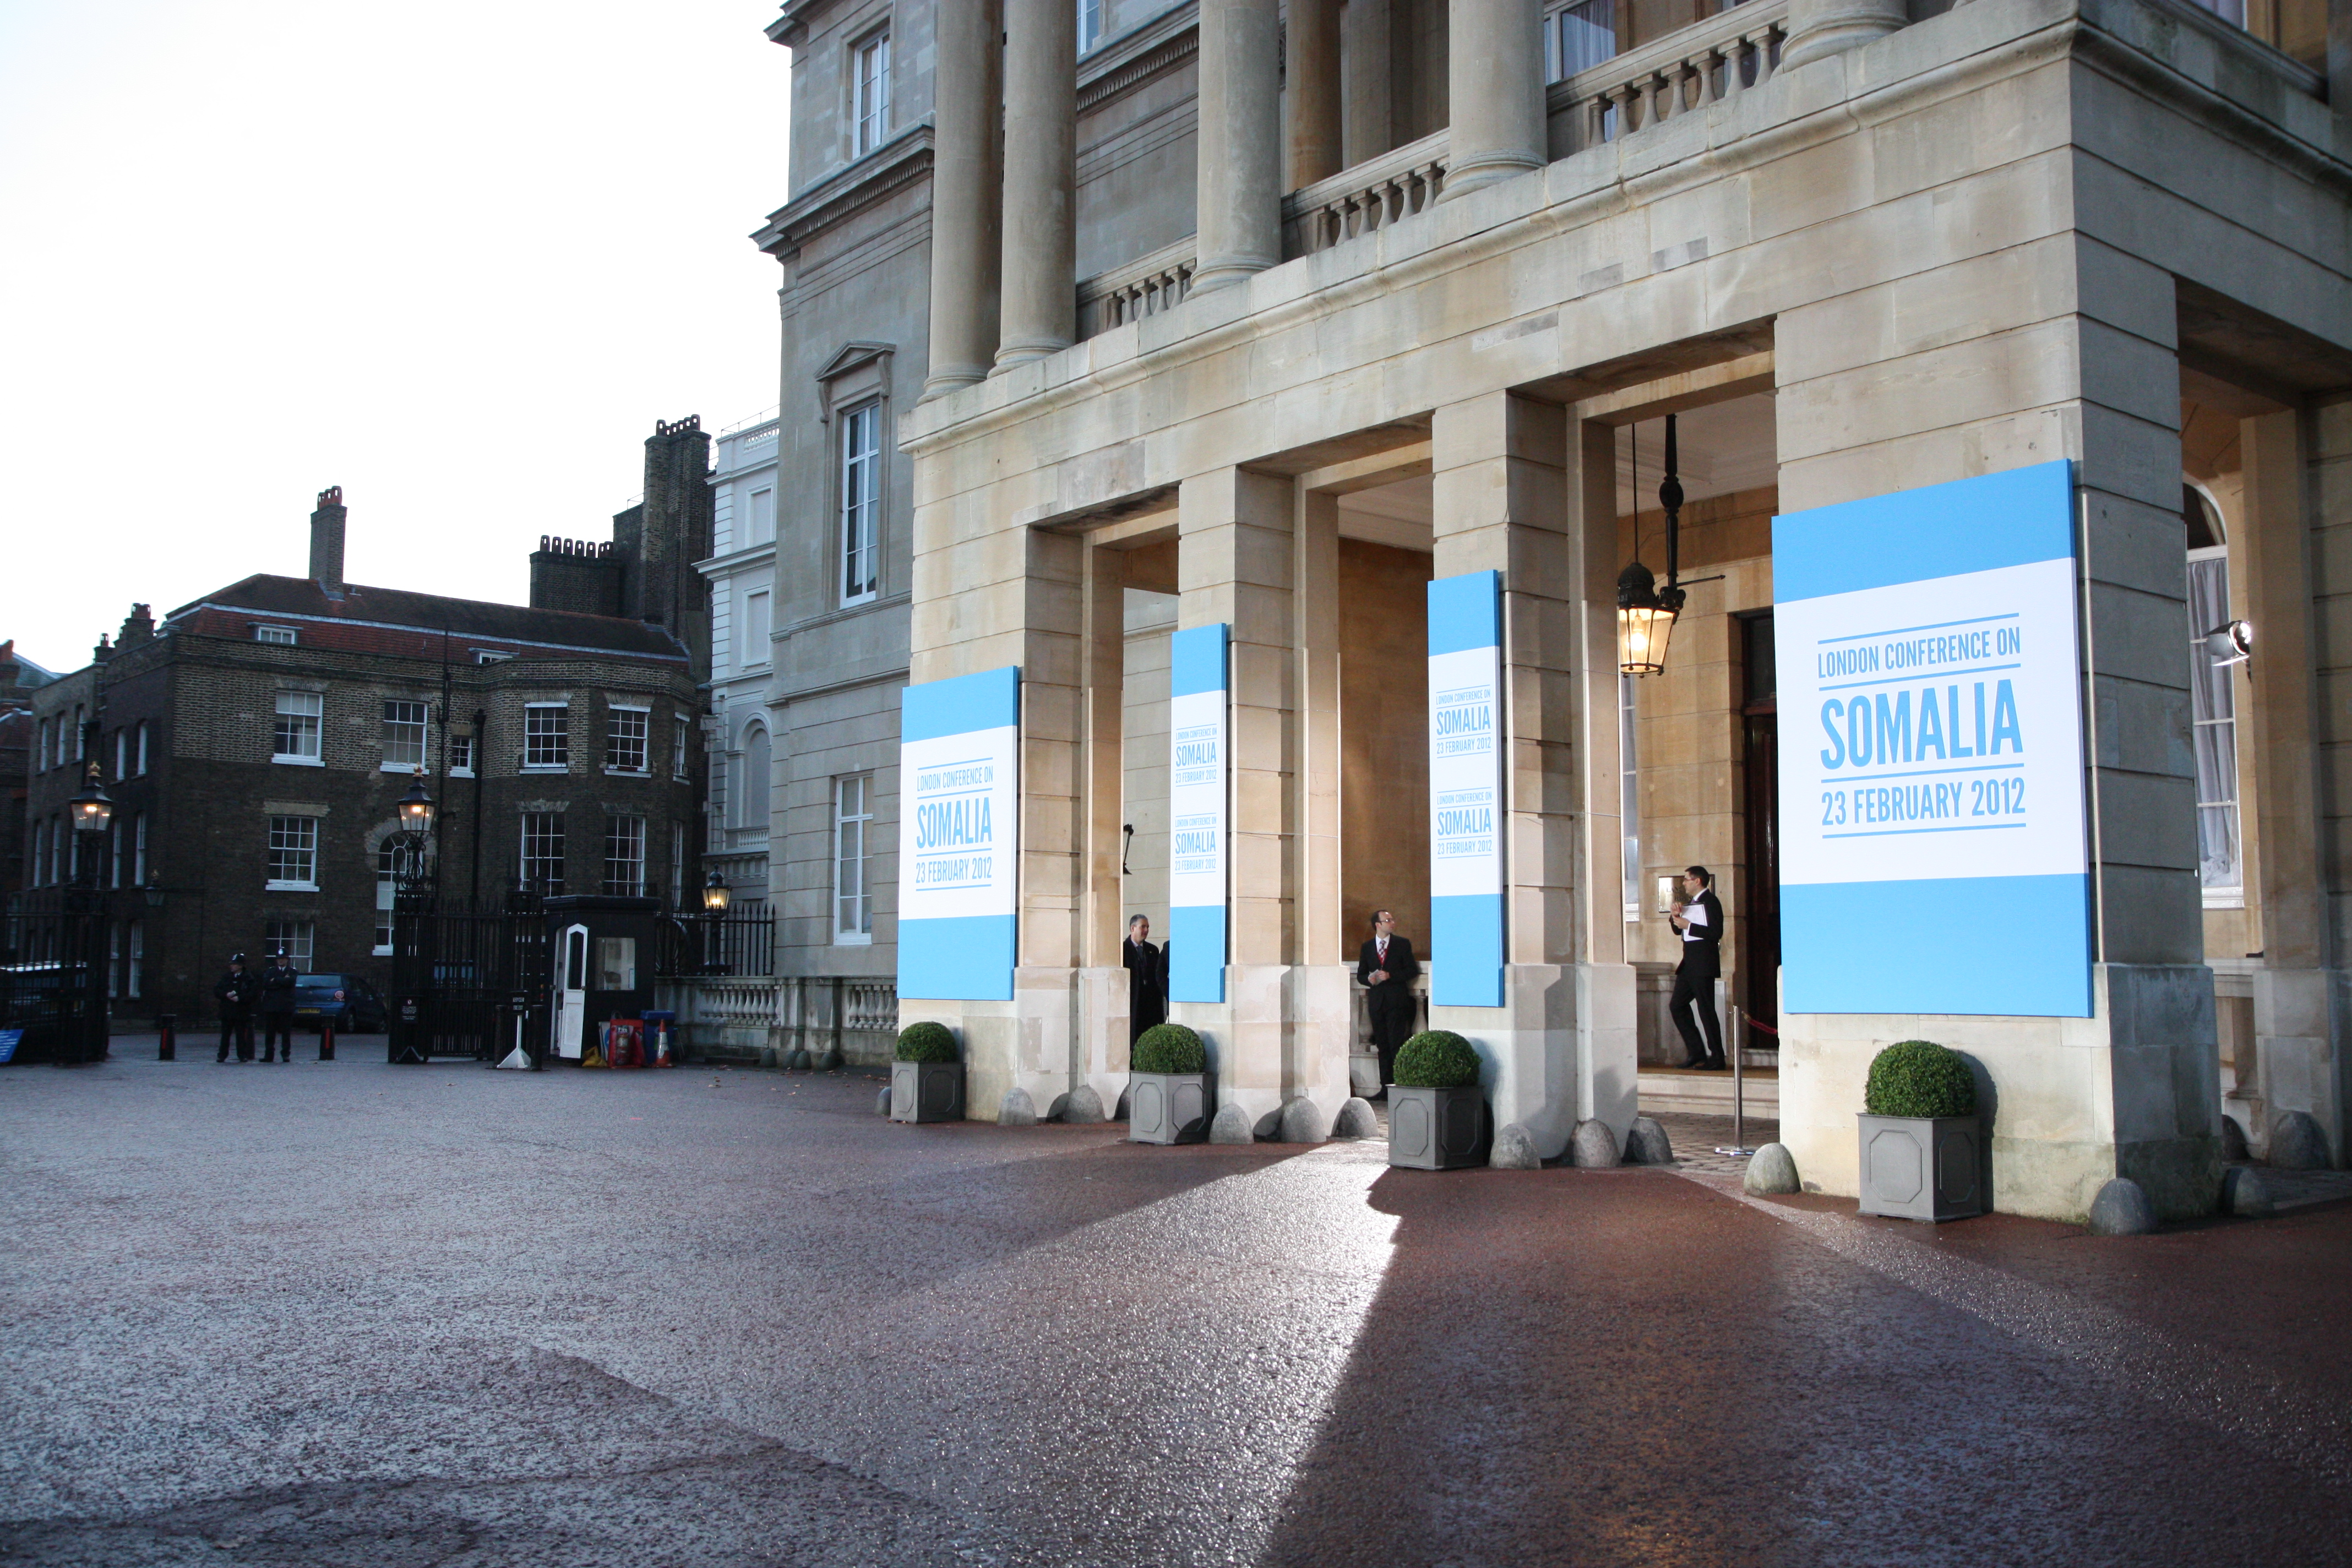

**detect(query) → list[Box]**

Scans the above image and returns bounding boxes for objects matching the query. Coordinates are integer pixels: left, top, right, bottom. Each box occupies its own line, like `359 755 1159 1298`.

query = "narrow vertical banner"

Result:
1167 623 1229 1003
1428 571 1504 1007
1776 460 2091 1016
897 666 1020 1001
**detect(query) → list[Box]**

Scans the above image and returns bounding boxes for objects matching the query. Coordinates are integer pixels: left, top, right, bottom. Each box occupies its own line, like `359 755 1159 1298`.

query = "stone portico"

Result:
891 0 2352 1220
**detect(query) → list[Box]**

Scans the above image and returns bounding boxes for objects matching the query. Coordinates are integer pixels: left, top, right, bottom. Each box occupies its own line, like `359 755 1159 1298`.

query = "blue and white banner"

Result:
1167 624 1228 1004
1775 461 2090 1016
898 667 1019 1001
1429 571 1504 1008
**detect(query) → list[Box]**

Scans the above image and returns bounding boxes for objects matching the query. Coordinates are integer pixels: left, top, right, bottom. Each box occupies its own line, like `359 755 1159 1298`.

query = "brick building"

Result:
19 423 712 1028
1 641 61 894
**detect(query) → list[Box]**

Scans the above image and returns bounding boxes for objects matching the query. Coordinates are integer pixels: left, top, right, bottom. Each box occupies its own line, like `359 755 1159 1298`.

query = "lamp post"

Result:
700 867 731 974
1617 413 1689 677
66 762 113 1063
393 769 437 898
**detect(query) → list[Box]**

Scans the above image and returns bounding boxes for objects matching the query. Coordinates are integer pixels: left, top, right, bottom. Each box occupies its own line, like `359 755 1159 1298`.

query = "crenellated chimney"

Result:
310 485 347 596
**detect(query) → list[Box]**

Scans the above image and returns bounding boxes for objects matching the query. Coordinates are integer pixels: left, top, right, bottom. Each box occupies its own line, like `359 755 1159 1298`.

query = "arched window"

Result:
2184 483 2241 901
737 722 772 835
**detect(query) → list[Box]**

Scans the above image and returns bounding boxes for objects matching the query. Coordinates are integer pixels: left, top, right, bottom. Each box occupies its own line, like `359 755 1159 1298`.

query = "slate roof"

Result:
164 576 685 661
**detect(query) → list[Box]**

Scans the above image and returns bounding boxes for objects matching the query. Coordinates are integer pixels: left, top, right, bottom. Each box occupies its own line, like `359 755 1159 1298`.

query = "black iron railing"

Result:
654 906 774 980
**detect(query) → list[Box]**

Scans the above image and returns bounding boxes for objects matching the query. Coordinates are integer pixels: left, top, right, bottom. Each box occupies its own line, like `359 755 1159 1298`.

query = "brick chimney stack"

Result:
310 486 347 595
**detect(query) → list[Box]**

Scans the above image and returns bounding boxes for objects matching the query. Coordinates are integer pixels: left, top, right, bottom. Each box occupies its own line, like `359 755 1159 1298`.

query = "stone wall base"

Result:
1428 962 1637 1162
1781 963 2224 1223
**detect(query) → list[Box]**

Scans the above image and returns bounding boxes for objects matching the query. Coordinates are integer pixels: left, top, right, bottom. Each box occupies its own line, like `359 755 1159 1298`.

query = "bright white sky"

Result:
0 1 788 675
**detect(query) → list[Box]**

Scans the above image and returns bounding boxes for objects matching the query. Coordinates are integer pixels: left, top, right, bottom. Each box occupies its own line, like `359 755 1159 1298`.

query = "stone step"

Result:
1638 1066 1778 1118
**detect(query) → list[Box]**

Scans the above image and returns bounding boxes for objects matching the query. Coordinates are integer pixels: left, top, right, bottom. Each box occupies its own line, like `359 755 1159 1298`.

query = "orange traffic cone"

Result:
652 1023 673 1068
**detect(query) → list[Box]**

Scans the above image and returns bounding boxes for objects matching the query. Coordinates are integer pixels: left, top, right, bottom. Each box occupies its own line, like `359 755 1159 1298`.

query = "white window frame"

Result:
1079 0 1105 53
2188 543 2244 907
672 711 690 780
109 818 123 889
749 486 775 545
254 625 298 645
135 720 149 775
605 705 651 775
741 588 772 671
37 717 50 772
381 698 430 772
852 29 891 156
126 920 143 999
448 731 476 777
273 690 323 766
520 811 567 894
113 728 128 781
603 813 647 897
266 815 319 891
840 401 881 606
523 702 570 770
133 813 148 885
669 821 687 908
473 650 513 666
264 918 314 972
375 841 399 954
833 774 874 944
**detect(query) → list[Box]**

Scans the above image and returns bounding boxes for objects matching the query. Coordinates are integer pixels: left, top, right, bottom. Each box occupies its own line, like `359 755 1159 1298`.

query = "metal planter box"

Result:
1857 1114 1982 1220
1127 1072 1210 1144
1387 1085 1490 1170
890 1060 965 1124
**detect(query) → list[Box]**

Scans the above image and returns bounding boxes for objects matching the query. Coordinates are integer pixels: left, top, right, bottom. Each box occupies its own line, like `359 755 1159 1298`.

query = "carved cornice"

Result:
1079 3 1199 116
753 124 935 256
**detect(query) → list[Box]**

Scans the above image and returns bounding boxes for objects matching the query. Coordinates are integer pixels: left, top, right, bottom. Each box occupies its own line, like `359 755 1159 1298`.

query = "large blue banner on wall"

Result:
1167 624 1229 1004
897 667 1020 1001
1774 461 2091 1016
1428 571 1504 1008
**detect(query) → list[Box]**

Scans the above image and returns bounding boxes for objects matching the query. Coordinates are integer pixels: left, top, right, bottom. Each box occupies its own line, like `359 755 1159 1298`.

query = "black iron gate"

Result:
388 897 551 1065
2 891 109 1065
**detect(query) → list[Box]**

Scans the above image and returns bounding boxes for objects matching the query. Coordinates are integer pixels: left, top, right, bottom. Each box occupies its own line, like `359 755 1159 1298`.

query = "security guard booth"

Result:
543 895 661 1063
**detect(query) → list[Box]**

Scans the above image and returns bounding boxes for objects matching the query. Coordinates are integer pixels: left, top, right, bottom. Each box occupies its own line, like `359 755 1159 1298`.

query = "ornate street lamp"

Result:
393 769 436 896
701 867 732 913
1618 414 1689 677
68 761 114 848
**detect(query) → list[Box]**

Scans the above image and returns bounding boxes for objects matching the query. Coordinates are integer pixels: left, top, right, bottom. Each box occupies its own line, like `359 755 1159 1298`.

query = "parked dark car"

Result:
292 973 389 1033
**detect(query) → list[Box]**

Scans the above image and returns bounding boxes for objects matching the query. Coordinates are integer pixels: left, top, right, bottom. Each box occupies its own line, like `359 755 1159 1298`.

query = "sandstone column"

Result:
2240 407 2348 1164
1286 0 1344 190
1441 0 1545 201
1429 392 1636 1157
995 0 1076 369
1191 0 1283 293
1781 0 1908 71
1341 0 1392 170
1173 466 1305 1122
922 0 1003 399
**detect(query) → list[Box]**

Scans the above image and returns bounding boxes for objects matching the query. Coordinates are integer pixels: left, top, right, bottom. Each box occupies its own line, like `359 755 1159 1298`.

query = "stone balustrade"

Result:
660 974 900 1068
1550 1 1791 154
1281 129 1451 259
1075 238 1199 339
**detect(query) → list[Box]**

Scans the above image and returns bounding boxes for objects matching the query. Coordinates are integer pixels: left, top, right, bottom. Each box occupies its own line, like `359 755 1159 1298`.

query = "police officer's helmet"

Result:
229 951 247 964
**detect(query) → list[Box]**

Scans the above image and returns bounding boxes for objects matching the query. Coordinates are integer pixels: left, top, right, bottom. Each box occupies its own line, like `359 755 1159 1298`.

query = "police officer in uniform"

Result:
258 951 299 1063
214 953 259 1063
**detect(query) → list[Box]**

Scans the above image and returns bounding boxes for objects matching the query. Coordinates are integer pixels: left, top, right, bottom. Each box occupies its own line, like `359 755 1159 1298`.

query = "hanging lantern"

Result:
1616 413 1689 677
701 866 732 913
1618 561 1683 676
396 769 436 836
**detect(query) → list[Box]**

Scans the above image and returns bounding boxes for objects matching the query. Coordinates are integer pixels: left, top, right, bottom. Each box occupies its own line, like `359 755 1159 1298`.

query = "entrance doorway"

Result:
554 923 588 1060
1738 611 1781 1032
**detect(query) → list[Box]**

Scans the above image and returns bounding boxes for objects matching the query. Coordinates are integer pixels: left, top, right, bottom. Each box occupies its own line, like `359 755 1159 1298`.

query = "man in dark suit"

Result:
1123 915 1167 1044
214 953 258 1064
1669 865 1727 1070
1355 908 1420 1091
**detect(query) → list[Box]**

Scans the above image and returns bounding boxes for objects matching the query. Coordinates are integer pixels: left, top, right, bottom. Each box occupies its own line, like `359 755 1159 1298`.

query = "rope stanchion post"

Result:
1716 1005 1756 1159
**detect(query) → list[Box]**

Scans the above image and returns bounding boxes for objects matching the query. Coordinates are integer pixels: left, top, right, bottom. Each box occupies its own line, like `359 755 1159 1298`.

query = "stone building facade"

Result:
746 0 2352 1218
20 476 703 1030
700 415 782 912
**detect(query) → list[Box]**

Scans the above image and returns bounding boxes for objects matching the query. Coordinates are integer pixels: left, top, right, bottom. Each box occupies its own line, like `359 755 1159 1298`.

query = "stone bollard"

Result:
1625 1117 1675 1166
1277 1096 1329 1145
997 1086 1038 1126
875 1085 893 1118
1330 1098 1379 1140
2220 1166 2273 1218
2087 1177 2158 1235
1489 1123 1540 1169
1570 1119 1621 1168
1064 1084 1107 1124
1743 1143 1800 1195
1208 1103 1254 1145
2269 1111 2332 1172
157 1014 176 1061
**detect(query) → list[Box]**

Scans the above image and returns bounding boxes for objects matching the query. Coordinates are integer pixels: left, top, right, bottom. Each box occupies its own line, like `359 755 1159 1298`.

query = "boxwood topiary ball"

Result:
1392 1030 1480 1089
1132 1022 1206 1075
895 1021 959 1064
1864 1039 1977 1119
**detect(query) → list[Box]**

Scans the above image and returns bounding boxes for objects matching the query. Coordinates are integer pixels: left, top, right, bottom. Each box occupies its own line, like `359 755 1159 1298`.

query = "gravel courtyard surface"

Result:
3 1050 2348 1567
